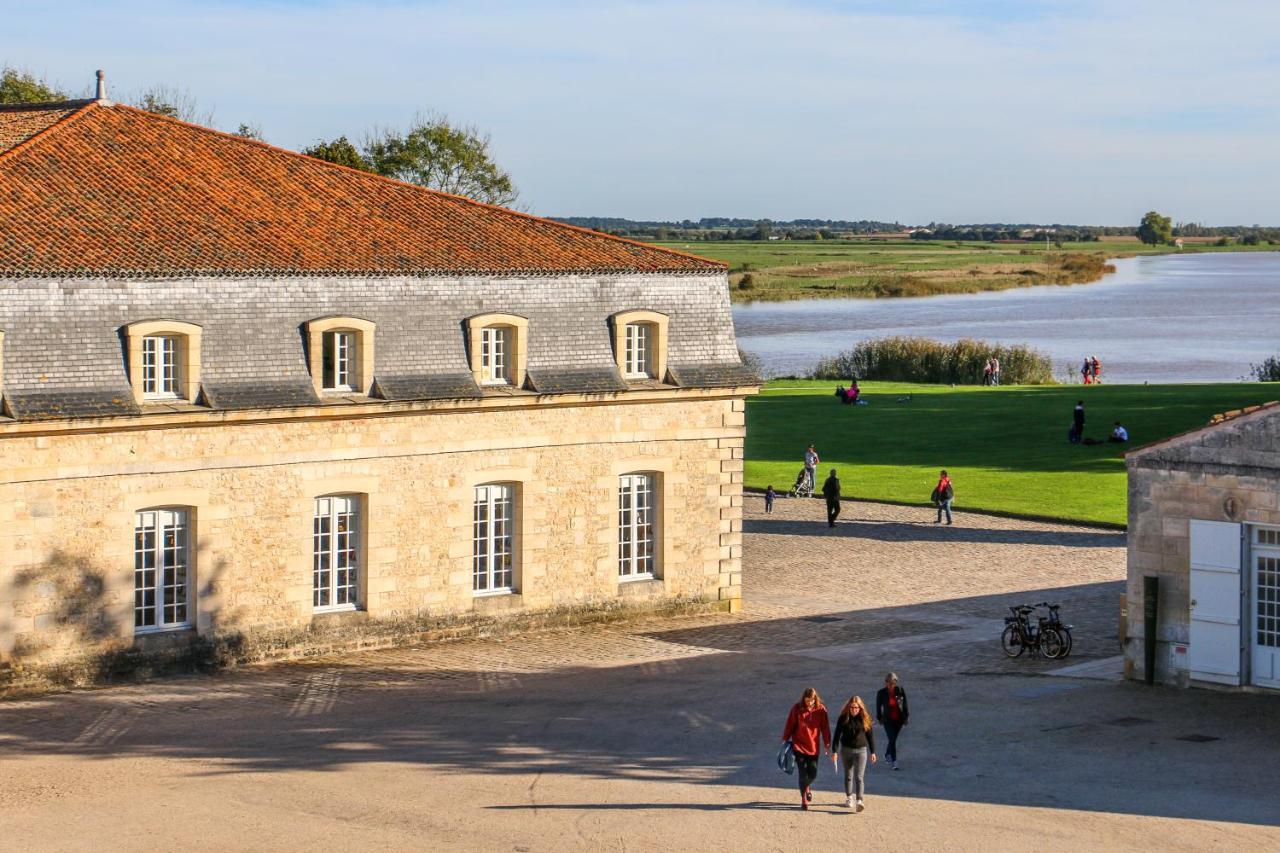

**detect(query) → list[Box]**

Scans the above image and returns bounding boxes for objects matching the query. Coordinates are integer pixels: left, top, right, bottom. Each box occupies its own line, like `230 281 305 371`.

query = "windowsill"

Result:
618 575 664 597
473 588 516 598
313 604 360 614
620 573 656 583
134 623 195 637
473 590 523 613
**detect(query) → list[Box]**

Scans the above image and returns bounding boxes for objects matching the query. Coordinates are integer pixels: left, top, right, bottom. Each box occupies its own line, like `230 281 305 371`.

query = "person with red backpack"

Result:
932 470 953 525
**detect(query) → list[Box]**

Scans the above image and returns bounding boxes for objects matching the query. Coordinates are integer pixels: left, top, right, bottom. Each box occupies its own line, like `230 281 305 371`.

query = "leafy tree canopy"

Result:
303 135 373 172
364 114 518 207
1137 210 1173 245
131 84 215 126
0 66 67 104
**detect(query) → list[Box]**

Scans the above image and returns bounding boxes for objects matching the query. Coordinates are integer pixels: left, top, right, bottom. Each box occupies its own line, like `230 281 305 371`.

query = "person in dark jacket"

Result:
875 672 909 770
781 686 831 810
1071 400 1086 444
831 694 877 810
822 469 842 528
931 469 953 525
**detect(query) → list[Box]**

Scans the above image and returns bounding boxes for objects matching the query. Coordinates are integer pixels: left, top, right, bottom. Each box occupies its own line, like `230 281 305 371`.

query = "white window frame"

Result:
624 323 652 379
141 334 181 399
473 483 515 594
322 330 357 392
313 495 361 611
618 473 657 580
134 508 192 632
480 326 510 386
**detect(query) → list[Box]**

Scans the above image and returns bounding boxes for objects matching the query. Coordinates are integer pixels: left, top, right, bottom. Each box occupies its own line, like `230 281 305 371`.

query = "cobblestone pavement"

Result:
2 500 1279 852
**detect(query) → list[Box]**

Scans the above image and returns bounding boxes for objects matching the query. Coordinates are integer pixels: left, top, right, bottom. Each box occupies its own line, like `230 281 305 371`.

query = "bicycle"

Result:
1033 601 1073 659
1001 604 1065 659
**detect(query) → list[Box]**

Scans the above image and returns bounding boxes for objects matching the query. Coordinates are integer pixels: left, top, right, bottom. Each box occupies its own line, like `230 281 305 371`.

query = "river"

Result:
732 251 1280 383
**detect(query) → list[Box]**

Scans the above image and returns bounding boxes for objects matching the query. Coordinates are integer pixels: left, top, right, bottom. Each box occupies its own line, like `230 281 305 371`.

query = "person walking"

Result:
822 469 842 528
932 469 953 525
991 355 1001 386
831 694 877 811
1091 355 1102 384
781 687 831 810
1072 399 1086 443
1081 356 1092 385
804 444 820 492
875 673 909 770
765 484 776 514
982 359 993 386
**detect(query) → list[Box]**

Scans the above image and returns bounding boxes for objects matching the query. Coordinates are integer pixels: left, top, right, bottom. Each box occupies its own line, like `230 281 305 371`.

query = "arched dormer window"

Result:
610 310 669 381
124 320 203 404
466 313 528 388
307 317 376 396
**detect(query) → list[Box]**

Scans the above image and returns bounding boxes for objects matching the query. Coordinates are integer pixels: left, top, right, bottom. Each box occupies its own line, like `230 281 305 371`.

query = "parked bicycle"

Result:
1034 601 1073 658
1001 604 1067 659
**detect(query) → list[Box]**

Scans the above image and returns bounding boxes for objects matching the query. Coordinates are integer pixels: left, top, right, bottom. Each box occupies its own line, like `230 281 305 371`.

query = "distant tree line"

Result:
555 217 903 241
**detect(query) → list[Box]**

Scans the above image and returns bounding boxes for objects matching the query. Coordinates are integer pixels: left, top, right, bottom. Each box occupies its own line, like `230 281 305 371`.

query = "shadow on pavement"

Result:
745 514 1125 548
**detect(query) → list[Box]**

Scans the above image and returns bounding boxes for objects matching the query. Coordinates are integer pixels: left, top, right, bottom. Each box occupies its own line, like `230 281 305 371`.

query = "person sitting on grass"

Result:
846 380 860 404
1109 421 1129 443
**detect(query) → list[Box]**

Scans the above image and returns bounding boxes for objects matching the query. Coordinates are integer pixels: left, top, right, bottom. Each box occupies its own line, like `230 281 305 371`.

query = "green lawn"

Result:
745 381 1278 526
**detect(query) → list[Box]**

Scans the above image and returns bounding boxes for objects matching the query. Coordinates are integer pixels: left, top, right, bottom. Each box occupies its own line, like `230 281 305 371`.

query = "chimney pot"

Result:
95 70 106 100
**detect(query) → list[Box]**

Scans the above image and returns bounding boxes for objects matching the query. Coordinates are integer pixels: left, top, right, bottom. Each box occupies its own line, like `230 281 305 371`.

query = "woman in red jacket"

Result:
781 686 831 810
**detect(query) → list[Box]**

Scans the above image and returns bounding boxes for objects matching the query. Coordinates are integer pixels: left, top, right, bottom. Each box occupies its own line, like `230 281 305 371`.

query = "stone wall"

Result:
0 391 746 690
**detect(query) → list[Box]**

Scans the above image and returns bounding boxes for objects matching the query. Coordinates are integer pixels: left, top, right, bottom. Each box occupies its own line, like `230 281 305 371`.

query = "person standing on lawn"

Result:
831 694 877 811
991 355 1001 386
1081 356 1092 385
822 469 842 528
782 687 831 810
804 444 820 492
932 469 953 525
875 673 909 770
1073 399 1086 442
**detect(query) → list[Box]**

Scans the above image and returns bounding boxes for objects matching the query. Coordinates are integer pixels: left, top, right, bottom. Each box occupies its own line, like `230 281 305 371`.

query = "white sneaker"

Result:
844 795 853 808
856 800 865 812
892 761 900 771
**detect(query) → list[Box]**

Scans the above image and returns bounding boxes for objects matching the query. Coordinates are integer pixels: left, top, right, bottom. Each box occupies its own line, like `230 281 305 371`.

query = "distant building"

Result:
0 90 756 689
1126 403 1280 690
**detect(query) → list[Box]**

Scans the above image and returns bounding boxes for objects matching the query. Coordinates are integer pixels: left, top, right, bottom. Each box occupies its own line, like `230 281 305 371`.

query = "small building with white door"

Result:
1126 403 1280 690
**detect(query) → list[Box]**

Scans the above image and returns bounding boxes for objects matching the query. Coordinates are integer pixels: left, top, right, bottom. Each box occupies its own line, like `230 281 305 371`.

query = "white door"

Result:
1188 520 1242 685
1250 529 1280 689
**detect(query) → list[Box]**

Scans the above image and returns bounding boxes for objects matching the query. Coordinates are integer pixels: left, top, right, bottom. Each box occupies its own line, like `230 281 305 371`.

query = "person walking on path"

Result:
991 355 1001 386
831 695 877 810
782 687 831 810
822 469 842 528
1081 356 1092 385
1090 355 1101 384
1072 399 1086 444
932 469 953 525
875 673 909 770
804 444 820 492
765 485 776 514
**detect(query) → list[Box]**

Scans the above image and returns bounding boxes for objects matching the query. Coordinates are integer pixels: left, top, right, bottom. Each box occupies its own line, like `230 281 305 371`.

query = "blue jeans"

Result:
936 499 952 523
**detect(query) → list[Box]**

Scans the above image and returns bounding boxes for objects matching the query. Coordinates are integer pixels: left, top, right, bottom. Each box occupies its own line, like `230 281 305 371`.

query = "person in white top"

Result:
804 444 820 490
1109 422 1129 443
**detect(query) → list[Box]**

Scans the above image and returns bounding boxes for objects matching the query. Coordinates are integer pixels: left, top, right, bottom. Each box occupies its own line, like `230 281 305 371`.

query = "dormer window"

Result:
467 314 528 390
306 317 375 397
124 321 202 405
610 311 669 382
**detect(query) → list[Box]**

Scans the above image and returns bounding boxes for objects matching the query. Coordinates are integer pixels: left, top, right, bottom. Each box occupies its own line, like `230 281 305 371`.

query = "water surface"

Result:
733 252 1280 383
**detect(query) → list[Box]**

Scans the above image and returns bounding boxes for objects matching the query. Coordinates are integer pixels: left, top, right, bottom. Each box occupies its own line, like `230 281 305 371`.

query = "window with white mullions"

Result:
480 326 509 384
473 484 514 593
624 323 652 378
313 495 360 610
141 335 181 398
321 331 356 391
134 508 191 631
618 473 656 578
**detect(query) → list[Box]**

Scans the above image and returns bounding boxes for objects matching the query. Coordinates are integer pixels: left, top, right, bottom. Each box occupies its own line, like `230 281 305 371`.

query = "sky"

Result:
6 0 1279 224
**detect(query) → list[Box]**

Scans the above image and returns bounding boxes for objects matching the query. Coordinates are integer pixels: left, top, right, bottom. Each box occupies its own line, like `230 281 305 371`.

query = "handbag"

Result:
776 740 796 775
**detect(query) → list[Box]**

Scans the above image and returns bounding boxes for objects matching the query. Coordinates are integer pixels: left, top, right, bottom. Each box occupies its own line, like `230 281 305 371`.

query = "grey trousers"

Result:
839 746 868 798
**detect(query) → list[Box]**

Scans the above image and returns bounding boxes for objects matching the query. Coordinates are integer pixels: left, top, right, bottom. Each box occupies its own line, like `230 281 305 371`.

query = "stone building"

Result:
1126 403 1280 690
0 93 757 688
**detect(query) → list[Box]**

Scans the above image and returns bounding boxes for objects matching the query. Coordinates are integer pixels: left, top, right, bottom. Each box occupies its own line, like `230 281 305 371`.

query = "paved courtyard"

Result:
2 497 1279 851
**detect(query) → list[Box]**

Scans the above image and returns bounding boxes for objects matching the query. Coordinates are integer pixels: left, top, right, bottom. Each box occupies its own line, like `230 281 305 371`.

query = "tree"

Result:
364 113 517 207
0 66 67 104
302 136 373 172
234 123 265 141
131 84 215 126
1137 210 1173 246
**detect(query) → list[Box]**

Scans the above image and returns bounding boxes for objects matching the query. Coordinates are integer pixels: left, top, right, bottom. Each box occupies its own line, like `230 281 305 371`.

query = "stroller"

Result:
789 467 814 498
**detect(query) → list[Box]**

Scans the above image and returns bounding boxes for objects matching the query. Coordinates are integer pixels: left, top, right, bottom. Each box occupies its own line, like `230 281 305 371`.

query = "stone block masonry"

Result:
0 391 749 691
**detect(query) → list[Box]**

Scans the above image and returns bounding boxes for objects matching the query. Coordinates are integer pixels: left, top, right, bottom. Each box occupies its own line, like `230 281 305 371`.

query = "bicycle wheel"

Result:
1001 624 1024 658
1058 626 1073 657
1040 627 1066 659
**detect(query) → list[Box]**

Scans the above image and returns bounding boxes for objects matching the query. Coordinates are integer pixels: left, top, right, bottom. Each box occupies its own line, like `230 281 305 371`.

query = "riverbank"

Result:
654 238 1274 303
745 380 1276 525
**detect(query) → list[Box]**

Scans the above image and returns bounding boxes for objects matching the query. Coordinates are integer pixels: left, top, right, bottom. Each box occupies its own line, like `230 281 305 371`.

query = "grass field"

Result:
745 380 1278 526
654 239 1274 303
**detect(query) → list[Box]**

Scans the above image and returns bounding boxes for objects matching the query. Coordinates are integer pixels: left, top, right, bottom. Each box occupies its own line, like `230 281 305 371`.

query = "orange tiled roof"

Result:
0 100 725 277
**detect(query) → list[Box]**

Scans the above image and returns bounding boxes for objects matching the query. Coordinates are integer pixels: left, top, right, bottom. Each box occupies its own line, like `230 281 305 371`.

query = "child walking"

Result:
765 485 776 514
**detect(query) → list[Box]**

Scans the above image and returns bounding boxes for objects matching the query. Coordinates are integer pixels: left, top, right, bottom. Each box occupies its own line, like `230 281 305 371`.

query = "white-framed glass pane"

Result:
1259 554 1280 648
142 335 180 398
313 495 360 609
625 324 650 377
322 331 356 391
619 473 656 578
134 508 190 630
473 484 514 592
481 327 509 384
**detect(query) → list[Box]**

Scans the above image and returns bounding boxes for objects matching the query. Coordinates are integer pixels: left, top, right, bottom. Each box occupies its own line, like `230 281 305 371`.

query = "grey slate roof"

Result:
0 271 754 422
